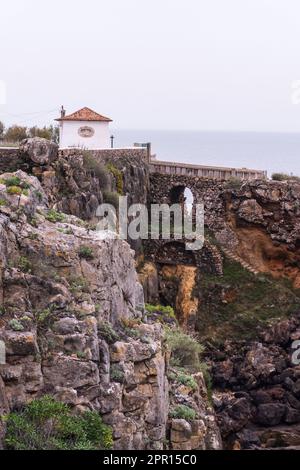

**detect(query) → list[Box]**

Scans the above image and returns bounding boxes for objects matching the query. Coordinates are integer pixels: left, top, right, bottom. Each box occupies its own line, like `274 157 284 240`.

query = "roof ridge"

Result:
56 107 112 122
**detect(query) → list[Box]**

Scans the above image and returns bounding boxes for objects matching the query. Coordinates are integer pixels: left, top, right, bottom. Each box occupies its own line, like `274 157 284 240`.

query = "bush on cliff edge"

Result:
165 327 204 371
3 395 113 450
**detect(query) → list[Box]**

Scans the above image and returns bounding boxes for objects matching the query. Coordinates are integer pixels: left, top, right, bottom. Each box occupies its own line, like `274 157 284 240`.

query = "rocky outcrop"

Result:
0 169 220 450
210 314 300 449
0 142 150 230
20 138 59 166
94 150 149 208
168 369 221 450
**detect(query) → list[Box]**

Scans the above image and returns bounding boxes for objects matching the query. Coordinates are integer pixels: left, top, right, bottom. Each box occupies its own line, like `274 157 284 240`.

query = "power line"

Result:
0 108 59 125
0 108 58 118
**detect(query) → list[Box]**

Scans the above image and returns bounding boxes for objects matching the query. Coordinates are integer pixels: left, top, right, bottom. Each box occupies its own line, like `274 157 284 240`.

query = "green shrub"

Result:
201 365 213 404
175 372 197 391
103 191 119 209
18 256 32 273
169 405 196 420
145 304 174 316
82 152 109 189
34 190 43 202
28 233 38 240
271 172 300 182
165 327 204 371
9 319 24 332
106 163 123 195
224 176 242 190
45 209 66 223
69 276 90 294
4 176 21 187
4 395 113 450
98 321 120 344
36 308 52 328
110 364 125 383
78 246 94 260
146 304 176 318
272 173 290 181
28 216 39 227
123 326 143 340
6 186 22 195
0 199 7 206
76 351 86 360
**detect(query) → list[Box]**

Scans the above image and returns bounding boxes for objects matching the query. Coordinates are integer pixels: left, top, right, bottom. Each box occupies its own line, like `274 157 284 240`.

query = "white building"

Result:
56 106 112 149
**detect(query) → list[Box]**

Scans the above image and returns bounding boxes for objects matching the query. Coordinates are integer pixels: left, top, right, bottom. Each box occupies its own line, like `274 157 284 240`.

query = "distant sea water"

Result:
113 130 300 178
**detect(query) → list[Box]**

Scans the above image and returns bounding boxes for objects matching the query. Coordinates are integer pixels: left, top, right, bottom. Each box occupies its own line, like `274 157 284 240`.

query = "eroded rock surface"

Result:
0 169 220 450
210 315 300 449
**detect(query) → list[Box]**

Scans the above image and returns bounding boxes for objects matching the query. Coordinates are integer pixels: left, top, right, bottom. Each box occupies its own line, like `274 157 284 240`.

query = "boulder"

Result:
256 403 286 426
20 137 58 165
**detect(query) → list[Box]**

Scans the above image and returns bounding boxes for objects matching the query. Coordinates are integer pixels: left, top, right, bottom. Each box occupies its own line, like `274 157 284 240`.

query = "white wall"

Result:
59 120 111 149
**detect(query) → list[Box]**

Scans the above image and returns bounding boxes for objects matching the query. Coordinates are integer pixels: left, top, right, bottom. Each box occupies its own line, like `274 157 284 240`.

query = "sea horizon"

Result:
112 129 300 178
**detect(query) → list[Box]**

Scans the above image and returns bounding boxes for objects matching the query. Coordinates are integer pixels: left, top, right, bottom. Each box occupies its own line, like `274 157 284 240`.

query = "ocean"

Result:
112 130 300 178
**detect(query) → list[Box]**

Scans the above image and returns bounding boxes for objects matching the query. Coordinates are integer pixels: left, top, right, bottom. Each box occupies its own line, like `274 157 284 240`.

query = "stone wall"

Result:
0 148 31 173
150 160 266 181
149 173 229 236
143 239 223 276
61 147 148 164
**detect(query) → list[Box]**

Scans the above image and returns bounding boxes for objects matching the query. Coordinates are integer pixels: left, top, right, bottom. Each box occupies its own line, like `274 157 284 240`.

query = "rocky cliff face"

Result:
210 314 300 449
216 179 300 286
143 176 300 449
0 141 221 450
201 180 300 449
8 141 300 450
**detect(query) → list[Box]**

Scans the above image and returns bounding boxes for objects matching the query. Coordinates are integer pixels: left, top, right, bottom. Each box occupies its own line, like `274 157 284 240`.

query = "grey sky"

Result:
1 0 300 131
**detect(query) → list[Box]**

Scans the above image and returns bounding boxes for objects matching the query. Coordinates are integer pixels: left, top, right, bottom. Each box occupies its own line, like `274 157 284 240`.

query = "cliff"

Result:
143 174 300 449
3 138 300 450
0 140 221 450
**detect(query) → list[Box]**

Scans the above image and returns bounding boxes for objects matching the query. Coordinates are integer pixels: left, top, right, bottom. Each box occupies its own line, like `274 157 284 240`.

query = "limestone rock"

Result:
20 137 58 165
0 167 222 451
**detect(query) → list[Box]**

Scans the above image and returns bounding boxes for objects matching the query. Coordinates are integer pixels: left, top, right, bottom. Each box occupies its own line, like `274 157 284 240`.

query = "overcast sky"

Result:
1 0 300 131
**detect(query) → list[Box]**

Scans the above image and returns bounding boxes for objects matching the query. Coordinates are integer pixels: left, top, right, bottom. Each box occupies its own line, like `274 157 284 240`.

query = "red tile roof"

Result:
56 107 112 122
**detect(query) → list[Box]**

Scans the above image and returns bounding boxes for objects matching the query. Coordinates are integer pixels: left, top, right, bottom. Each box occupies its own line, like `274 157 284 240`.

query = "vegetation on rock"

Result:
197 258 300 343
103 190 120 209
98 321 120 344
8 319 25 332
106 163 123 195
45 209 66 223
165 327 204 371
169 404 196 420
145 304 177 325
224 176 242 190
78 246 94 260
272 172 300 182
6 185 22 195
82 151 109 189
4 396 113 450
